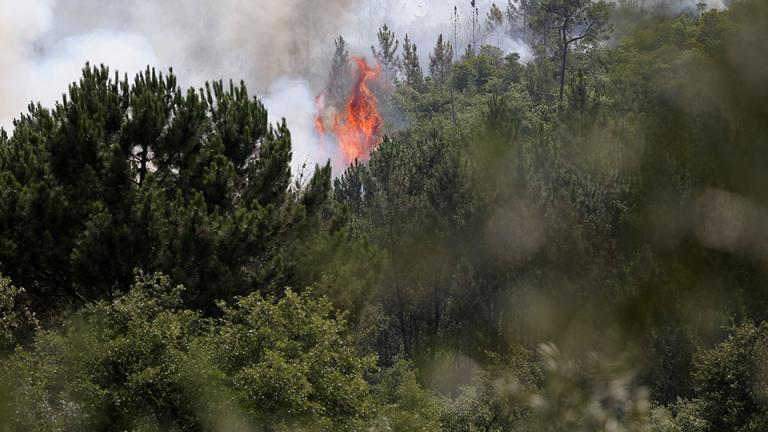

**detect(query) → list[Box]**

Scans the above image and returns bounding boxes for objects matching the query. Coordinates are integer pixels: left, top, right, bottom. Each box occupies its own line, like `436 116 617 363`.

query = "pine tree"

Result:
429 34 454 84
487 3 505 31
470 0 480 54
506 0 540 44
452 6 460 61
328 35 353 107
401 34 423 87
534 0 612 104
0 64 331 314
371 24 401 83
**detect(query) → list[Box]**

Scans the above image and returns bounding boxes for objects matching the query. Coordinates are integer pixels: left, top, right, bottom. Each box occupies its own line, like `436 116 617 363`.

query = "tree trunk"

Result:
450 87 458 127
139 144 148 186
559 27 569 104
523 5 528 46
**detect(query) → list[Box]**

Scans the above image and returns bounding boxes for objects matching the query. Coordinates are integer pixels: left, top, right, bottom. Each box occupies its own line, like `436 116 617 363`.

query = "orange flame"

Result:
316 56 383 164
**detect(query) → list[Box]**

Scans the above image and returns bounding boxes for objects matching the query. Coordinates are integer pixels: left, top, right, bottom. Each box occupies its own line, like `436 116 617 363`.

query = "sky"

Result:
0 0 725 173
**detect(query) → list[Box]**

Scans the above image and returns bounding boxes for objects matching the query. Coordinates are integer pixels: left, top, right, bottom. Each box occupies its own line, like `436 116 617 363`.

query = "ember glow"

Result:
316 56 383 164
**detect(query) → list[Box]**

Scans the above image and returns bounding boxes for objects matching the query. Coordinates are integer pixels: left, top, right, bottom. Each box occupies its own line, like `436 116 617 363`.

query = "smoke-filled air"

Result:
1 0 767 431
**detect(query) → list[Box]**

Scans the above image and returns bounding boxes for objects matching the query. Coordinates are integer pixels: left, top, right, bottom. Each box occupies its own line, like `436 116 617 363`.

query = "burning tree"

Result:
316 56 383 164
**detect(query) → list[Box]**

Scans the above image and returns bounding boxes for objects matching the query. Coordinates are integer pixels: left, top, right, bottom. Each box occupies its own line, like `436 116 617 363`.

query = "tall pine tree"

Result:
371 24 401 83
328 35 353 107
0 64 332 314
429 34 454 84
401 34 423 87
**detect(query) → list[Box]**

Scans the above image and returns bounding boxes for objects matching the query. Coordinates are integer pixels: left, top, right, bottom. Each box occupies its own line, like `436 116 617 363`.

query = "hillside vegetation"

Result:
1 1 768 430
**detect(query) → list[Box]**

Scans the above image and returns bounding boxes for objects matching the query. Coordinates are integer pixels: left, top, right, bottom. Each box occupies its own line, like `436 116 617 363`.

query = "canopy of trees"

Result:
2 0 768 430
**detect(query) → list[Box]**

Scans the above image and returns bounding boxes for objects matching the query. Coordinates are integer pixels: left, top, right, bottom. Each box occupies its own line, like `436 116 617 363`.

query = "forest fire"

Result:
315 56 383 164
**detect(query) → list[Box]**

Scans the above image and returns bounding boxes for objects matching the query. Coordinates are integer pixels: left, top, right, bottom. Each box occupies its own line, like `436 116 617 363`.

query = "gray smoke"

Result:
43 0 361 88
625 0 731 12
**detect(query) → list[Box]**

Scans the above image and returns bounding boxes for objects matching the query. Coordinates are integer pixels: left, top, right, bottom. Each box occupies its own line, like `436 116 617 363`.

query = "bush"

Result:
372 358 443 432
693 321 768 432
0 274 37 353
0 272 375 431
649 398 710 432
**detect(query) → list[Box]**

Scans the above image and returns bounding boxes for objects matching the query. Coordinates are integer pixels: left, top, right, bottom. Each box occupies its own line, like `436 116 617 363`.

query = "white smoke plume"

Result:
261 78 345 176
0 0 55 126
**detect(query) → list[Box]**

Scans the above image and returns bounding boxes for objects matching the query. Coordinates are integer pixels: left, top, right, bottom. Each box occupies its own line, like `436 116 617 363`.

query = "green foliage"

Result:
451 45 508 93
0 65 329 313
443 376 513 432
692 322 768 432
334 135 478 360
430 34 455 85
206 288 376 430
372 24 401 84
346 3 768 428
3 1 768 429
534 0 613 102
1 272 201 430
401 34 424 88
441 351 539 432
0 274 37 353
0 272 374 431
649 399 711 432
373 359 444 432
